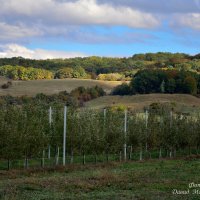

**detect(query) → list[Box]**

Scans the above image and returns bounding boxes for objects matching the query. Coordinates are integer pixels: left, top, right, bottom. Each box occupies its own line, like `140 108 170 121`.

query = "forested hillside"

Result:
0 52 200 76
113 69 200 96
1 52 200 97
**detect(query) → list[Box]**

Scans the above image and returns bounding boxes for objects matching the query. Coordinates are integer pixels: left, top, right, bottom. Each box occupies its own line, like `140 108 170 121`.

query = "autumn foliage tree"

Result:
0 65 53 80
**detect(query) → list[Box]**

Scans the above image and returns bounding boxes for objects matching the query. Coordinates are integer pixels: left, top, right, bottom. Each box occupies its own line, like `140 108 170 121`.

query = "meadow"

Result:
0 158 200 200
85 94 200 112
1 75 200 200
0 77 123 96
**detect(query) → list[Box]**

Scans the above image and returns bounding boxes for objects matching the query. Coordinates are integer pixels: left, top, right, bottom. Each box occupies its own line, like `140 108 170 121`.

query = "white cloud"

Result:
174 13 200 30
0 22 43 41
0 0 159 28
0 44 87 59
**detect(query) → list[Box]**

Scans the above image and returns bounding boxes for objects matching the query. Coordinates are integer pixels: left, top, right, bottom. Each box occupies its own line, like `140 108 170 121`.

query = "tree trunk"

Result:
119 151 122 162
7 159 10 170
106 152 109 163
174 148 176 158
140 149 143 161
159 148 162 159
94 154 97 164
82 153 86 165
41 150 45 168
56 146 59 165
129 145 133 160
70 149 74 164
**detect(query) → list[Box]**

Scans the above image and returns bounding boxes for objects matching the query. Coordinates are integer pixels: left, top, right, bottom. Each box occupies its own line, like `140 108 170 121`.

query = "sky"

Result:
0 0 200 59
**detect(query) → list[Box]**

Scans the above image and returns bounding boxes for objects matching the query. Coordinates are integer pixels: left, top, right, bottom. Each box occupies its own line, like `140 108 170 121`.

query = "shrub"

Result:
55 68 74 79
97 73 125 81
1 81 12 89
70 86 106 103
55 66 88 79
109 104 127 112
112 83 131 95
183 76 197 94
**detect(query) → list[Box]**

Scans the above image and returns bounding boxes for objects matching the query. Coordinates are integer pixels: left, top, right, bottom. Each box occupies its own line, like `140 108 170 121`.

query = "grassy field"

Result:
0 77 123 96
1 76 200 112
85 94 200 112
0 158 199 200
0 76 9 84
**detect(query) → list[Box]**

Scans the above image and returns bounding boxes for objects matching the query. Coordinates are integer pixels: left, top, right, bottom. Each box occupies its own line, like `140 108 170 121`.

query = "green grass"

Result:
0 149 198 170
0 158 200 200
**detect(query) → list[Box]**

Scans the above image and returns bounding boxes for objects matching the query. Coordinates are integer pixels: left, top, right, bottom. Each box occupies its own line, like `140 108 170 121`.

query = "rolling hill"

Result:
0 78 123 97
85 94 200 112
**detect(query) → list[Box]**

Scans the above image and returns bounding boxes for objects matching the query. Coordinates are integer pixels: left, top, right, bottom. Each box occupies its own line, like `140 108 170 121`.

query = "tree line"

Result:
0 52 200 77
0 86 106 108
113 69 200 95
0 65 53 80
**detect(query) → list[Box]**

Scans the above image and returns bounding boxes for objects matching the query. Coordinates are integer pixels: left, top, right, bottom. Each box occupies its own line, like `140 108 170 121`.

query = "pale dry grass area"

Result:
85 94 200 111
1 77 200 112
0 78 123 97
0 76 9 84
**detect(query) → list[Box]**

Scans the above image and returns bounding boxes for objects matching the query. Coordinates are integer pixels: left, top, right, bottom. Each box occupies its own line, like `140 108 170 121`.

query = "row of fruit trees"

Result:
0 104 199 169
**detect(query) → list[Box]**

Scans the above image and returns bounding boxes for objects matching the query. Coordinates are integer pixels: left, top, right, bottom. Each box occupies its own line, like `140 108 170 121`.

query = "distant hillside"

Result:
0 52 199 76
85 94 200 113
0 79 123 97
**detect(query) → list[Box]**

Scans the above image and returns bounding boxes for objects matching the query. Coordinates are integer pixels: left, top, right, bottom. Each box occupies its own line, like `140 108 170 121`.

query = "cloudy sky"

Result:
0 0 200 59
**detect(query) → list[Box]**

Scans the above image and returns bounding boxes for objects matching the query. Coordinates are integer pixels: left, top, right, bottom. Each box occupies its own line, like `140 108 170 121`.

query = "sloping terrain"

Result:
0 78 123 96
85 94 200 112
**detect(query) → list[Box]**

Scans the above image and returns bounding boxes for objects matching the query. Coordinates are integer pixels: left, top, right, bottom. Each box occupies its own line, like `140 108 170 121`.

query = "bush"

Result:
66 96 79 108
112 83 131 95
183 76 197 94
97 73 125 81
109 104 127 111
55 68 73 79
1 81 12 89
70 86 106 103
55 66 88 79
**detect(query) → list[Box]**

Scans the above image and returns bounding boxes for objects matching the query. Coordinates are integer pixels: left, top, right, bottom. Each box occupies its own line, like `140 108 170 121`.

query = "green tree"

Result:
160 80 165 93
183 76 197 94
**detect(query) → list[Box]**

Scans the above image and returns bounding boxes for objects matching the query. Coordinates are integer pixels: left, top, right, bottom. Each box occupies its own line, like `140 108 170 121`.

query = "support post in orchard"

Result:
103 108 106 123
103 108 106 136
170 110 173 158
124 110 127 161
63 106 67 166
48 106 52 160
145 110 148 152
42 150 45 167
103 108 107 158
159 115 163 159
56 146 59 165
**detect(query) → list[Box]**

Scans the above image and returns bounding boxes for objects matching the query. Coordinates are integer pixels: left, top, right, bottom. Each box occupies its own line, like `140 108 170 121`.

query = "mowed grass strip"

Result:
0 78 123 97
0 158 199 200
